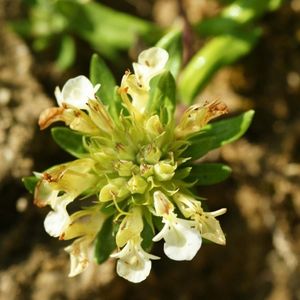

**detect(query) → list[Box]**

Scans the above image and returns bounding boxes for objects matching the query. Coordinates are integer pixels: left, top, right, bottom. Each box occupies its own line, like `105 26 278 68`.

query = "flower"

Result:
111 208 159 282
32 47 230 282
55 75 100 109
43 194 72 237
132 47 169 89
152 191 202 261
173 192 227 245
63 206 105 276
111 238 159 283
120 47 168 113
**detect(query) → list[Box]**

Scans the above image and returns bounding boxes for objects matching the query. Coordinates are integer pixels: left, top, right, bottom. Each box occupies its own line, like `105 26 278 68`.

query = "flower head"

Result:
31 47 231 283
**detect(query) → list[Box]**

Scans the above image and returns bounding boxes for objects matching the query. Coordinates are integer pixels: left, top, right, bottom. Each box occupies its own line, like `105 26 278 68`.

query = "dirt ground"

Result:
1 1 300 299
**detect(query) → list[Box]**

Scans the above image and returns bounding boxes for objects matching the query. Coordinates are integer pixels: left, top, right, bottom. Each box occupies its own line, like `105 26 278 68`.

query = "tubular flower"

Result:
111 207 159 283
152 191 202 261
28 46 246 283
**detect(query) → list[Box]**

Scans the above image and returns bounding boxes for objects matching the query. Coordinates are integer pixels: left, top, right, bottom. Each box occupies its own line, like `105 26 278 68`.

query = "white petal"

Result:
60 75 97 109
154 218 202 261
116 254 152 283
152 222 169 242
112 241 159 283
54 86 63 106
133 47 168 88
43 196 72 237
137 47 168 71
44 208 69 237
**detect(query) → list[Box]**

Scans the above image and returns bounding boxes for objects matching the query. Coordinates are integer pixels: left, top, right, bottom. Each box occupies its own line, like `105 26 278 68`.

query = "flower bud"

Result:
116 207 143 247
140 163 154 178
99 178 129 202
145 115 164 139
153 191 174 216
139 144 161 164
127 175 148 194
114 160 137 177
154 160 177 181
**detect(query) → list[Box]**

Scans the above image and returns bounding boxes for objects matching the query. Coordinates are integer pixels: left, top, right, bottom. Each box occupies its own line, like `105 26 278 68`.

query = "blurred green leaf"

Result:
56 35 76 70
22 176 39 194
188 163 231 185
196 0 284 36
222 0 284 23
179 30 260 104
185 110 254 160
56 0 161 59
147 71 176 124
94 216 117 264
141 216 154 252
90 54 121 120
51 127 87 158
156 29 183 78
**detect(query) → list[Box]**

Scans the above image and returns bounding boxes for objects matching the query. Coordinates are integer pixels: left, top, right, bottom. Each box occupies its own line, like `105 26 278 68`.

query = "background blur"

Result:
1 0 300 299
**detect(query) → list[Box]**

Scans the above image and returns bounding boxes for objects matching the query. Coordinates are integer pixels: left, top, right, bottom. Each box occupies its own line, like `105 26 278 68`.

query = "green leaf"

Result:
22 176 39 194
185 110 254 160
56 1 160 59
156 29 182 78
56 35 76 71
195 0 284 36
188 163 231 185
153 215 164 232
94 216 117 264
179 30 260 104
141 217 154 252
51 127 87 158
146 71 176 124
90 54 121 120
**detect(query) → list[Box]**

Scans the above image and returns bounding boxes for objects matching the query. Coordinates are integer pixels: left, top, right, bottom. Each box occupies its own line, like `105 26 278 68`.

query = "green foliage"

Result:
13 0 161 69
90 54 121 120
56 0 160 59
147 71 176 124
141 217 155 252
51 127 87 158
94 216 117 264
22 176 39 194
188 163 232 185
185 110 254 160
56 35 76 71
196 0 284 36
179 30 260 104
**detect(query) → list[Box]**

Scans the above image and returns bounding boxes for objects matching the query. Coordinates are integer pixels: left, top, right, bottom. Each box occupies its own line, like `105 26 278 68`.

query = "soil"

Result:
1 1 300 300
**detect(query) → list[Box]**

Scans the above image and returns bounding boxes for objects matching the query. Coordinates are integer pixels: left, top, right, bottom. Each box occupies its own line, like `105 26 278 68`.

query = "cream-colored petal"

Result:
59 75 97 109
133 47 169 88
115 207 143 248
200 214 226 245
112 240 159 283
43 195 73 237
65 237 92 277
153 191 174 217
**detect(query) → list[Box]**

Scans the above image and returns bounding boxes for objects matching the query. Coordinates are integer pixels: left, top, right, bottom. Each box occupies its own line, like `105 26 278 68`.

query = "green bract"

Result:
25 47 254 283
